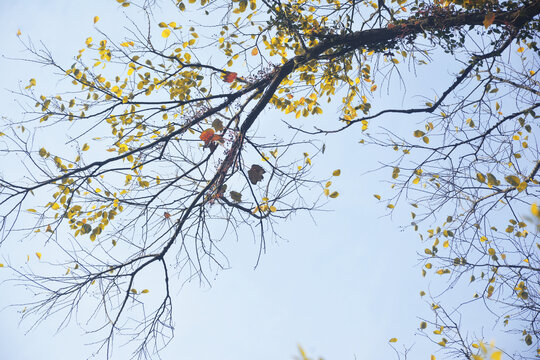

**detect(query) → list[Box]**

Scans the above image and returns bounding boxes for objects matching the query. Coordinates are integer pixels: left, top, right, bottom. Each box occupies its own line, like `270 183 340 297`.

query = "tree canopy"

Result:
0 0 539 359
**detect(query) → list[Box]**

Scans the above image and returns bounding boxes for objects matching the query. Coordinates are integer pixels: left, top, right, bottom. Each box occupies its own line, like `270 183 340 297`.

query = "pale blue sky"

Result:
0 1 526 360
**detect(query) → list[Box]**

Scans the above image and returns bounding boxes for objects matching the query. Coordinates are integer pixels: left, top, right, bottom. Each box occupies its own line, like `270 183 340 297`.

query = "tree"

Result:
0 0 538 359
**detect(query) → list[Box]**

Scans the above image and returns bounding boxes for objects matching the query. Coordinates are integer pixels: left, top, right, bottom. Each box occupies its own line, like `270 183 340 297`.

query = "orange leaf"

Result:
199 128 215 145
223 72 237 83
483 13 495 29
251 48 258 56
164 212 171 219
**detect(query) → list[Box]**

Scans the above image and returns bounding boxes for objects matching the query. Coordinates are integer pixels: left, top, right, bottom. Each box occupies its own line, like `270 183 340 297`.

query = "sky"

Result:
0 1 528 360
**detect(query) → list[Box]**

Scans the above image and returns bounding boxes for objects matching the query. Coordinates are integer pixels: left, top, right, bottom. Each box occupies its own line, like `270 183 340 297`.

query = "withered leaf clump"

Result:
229 191 242 202
248 164 265 185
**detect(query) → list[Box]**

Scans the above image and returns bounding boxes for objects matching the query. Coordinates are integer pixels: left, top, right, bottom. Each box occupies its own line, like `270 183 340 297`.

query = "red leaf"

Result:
223 72 237 83
200 128 223 147
200 128 215 145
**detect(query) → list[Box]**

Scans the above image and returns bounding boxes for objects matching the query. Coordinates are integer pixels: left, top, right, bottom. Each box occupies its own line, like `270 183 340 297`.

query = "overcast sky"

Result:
0 1 526 360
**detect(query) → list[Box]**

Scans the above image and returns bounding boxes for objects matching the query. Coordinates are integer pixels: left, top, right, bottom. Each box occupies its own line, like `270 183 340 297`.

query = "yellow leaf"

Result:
0 263 4 267
17 29 21 36
504 175 520 186
298 345 308 360
82 143 90 151
329 191 339 198
431 356 436 360
476 172 486 183
162 29 171 38
389 338 398 343
36 252 42 260
332 169 341 176
141 289 149 294
85 37 92 46
51 203 60 210
131 288 138 294
26 78 36 89
269 206 277 212
480 342 488 352
515 181 527 192
532 203 540 217
374 194 381 200
413 130 425 137
491 350 502 360
93 16 99 24
27 209 37 213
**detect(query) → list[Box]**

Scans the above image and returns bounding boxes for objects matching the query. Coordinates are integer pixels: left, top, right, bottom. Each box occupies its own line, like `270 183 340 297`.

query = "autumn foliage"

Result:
1 0 539 359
